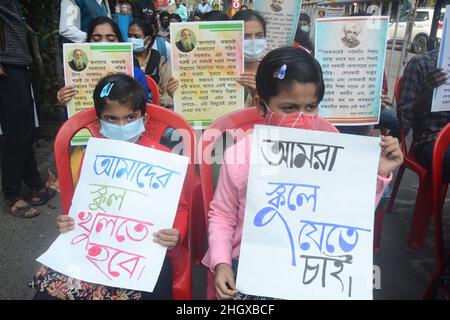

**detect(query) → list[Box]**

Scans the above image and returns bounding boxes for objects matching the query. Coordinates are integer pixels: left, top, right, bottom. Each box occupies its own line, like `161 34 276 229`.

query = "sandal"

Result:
4 199 40 219
27 187 57 206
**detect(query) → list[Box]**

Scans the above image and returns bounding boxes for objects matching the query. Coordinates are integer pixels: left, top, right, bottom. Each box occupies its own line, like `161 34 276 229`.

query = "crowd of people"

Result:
0 0 448 301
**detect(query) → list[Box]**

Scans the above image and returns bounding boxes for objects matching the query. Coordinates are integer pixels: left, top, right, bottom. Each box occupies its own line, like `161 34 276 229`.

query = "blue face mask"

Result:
244 39 267 62
99 117 145 143
301 25 310 33
129 37 147 53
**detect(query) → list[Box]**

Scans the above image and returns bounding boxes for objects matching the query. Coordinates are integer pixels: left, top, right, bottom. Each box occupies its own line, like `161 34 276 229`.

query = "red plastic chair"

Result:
146 75 160 105
198 107 265 299
54 104 195 299
424 123 450 299
385 77 432 249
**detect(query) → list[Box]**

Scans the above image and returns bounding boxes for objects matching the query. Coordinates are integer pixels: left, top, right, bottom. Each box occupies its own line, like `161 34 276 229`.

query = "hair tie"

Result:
100 82 114 98
274 64 287 80
298 45 313 56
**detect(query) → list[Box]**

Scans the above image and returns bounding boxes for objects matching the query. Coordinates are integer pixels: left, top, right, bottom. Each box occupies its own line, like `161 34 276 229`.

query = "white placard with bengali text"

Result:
237 125 380 299
37 138 188 292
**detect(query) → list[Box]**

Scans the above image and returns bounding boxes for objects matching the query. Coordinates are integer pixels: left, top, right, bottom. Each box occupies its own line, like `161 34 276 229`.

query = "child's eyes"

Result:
305 105 318 111
127 115 139 121
283 106 296 113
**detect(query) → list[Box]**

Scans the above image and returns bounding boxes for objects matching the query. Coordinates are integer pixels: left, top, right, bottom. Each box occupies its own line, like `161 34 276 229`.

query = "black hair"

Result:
299 12 311 24
240 5 248 10
86 16 124 42
203 10 229 21
232 9 266 36
256 47 325 104
160 11 170 20
193 11 204 20
93 73 147 117
129 19 157 38
169 13 182 22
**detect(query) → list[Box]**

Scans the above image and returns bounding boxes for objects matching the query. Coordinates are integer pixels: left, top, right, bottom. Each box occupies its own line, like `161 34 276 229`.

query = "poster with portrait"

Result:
37 138 188 292
315 16 389 125
237 125 380 299
431 5 450 112
254 0 303 50
63 43 134 145
170 21 244 128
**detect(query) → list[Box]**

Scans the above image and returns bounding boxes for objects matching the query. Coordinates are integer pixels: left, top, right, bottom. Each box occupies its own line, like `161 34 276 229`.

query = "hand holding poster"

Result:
37 138 188 292
171 21 244 127
237 125 380 299
315 16 389 125
254 0 303 50
63 43 134 144
432 5 450 112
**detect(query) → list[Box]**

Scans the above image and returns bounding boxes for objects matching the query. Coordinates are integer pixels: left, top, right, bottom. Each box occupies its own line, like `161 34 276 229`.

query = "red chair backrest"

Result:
394 76 404 105
432 123 450 266
54 104 195 299
146 75 160 105
199 107 265 233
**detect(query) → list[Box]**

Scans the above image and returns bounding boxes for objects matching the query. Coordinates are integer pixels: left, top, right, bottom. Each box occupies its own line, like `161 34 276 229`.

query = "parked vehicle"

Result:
387 7 445 53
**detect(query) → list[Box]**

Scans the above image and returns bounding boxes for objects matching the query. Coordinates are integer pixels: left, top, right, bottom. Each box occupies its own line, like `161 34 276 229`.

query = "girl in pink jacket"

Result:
202 47 403 300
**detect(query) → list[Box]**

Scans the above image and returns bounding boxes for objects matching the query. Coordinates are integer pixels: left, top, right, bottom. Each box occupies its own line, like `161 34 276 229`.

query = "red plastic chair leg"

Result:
206 269 216 300
374 206 385 254
172 249 192 300
407 176 433 249
386 163 406 213
191 174 206 266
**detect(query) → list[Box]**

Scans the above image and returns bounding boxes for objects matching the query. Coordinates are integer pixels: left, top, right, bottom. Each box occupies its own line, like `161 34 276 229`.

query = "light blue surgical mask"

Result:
244 39 267 62
129 37 147 53
99 117 145 143
301 25 310 33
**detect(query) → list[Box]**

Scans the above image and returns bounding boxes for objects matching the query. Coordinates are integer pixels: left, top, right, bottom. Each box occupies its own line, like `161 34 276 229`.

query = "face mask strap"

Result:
291 112 302 128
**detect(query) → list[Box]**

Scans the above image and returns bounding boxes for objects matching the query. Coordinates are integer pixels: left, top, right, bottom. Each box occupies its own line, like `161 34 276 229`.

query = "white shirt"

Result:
197 3 212 14
59 0 111 43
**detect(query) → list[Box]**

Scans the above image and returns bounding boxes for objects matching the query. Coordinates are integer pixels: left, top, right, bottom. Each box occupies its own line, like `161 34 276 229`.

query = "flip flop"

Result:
4 200 40 219
27 187 57 206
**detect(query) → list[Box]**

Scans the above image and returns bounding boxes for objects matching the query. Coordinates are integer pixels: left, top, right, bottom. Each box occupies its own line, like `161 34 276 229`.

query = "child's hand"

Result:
57 85 77 105
167 77 179 98
237 72 256 92
153 228 179 250
214 263 238 300
378 135 403 177
56 215 75 233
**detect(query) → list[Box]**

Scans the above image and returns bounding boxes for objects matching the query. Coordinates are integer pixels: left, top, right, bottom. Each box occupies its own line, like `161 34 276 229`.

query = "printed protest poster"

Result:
171 21 244 128
254 0 302 50
432 5 450 112
315 6 345 19
38 138 188 292
315 16 389 125
237 125 380 299
63 43 134 145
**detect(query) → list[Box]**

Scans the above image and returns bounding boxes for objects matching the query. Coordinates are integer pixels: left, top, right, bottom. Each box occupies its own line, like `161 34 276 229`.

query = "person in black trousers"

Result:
0 0 55 218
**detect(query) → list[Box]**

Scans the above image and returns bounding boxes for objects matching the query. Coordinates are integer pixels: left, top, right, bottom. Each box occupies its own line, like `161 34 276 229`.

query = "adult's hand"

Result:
57 85 77 105
424 68 448 91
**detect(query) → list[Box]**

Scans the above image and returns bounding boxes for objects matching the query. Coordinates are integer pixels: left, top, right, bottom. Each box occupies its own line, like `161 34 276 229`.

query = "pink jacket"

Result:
202 132 392 273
